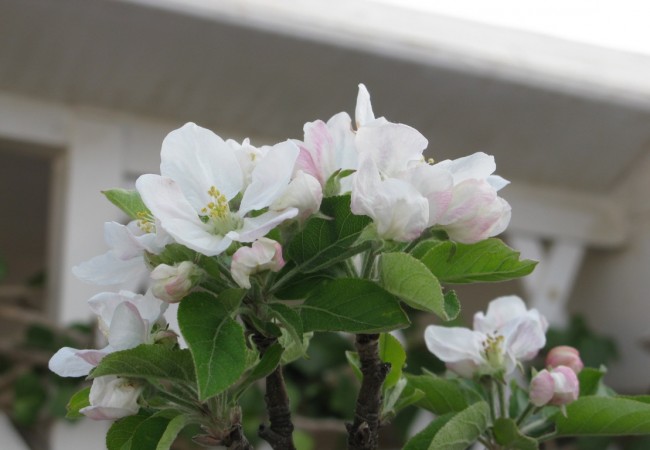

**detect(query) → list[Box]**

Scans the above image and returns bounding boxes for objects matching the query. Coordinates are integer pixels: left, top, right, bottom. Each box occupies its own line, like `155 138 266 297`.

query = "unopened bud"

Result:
151 261 201 303
546 346 584 374
529 366 579 407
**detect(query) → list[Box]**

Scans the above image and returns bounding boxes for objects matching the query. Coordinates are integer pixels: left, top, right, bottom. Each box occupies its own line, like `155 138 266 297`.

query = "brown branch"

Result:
251 332 296 450
221 423 253 450
347 333 390 450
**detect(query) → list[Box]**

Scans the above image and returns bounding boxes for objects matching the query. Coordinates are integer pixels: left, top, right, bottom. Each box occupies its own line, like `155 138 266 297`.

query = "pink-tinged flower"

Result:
434 152 511 243
151 261 202 303
530 366 579 407
295 112 357 194
231 238 285 289
49 291 168 377
425 296 548 378
546 346 584 374
81 375 143 420
351 85 453 241
73 220 172 286
271 170 323 221
136 123 300 257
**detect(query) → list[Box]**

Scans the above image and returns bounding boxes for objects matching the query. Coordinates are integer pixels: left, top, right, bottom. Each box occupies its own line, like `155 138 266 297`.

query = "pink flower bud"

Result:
529 369 555 406
548 365 580 406
231 238 285 289
546 346 584 374
529 366 579 407
151 261 201 303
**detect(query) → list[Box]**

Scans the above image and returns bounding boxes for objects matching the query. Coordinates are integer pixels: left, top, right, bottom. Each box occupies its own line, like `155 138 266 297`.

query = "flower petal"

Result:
356 122 427 176
228 208 299 243
73 252 146 286
473 295 529 333
160 123 243 208
239 140 299 215
424 325 484 366
137 174 230 256
355 83 375 128
48 347 96 377
107 302 147 351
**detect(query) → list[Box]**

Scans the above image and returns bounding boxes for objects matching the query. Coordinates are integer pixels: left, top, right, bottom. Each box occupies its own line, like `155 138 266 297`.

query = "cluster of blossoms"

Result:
48 84 512 421
425 296 582 410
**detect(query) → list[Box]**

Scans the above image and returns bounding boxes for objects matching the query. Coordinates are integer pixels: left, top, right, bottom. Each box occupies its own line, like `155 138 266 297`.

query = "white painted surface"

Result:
0 413 29 450
51 418 111 450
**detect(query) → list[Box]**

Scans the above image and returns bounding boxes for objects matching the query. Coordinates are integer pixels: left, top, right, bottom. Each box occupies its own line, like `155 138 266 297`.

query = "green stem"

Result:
361 249 377 279
515 402 536 426
520 418 549 435
497 381 507 418
268 265 301 294
486 380 497 423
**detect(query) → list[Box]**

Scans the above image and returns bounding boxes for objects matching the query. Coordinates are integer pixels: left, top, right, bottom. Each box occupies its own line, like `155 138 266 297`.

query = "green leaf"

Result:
178 292 247 400
287 195 372 273
578 366 608 397
156 414 187 450
268 302 304 349
555 396 650 436
493 418 539 450
409 239 444 260
418 238 537 284
146 243 197 267
380 252 454 320
65 386 91 419
90 346 195 384
405 374 477 415
443 290 461 322
426 401 490 449
379 333 406 390
234 343 283 399
300 278 409 333
279 330 313 365
103 188 150 220
107 412 170 450
404 413 455 450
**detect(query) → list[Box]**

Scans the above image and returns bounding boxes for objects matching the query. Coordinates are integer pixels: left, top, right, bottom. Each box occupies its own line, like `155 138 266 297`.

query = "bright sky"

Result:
370 0 650 56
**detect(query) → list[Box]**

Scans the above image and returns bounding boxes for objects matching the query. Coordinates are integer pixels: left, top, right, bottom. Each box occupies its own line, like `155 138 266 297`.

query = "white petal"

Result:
355 83 375 128
87 291 134 330
131 290 167 326
437 152 496 184
239 140 299 215
160 123 243 208
355 122 427 176
48 347 95 377
137 174 230 256
228 208 299 243
271 171 323 220
473 295 529 333
401 164 453 226
424 326 485 365
108 302 147 351
502 315 547 362
82 376 142 420
352 157 428 241
73 253 146 286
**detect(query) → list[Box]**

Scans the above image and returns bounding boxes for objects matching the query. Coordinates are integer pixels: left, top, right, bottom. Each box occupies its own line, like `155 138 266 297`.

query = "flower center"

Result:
136 211 156 233
201 186 243 235
482 333 505 372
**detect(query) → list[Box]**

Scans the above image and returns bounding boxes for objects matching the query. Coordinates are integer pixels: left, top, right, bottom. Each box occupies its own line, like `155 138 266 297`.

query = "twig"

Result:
251 332 296 450
347 333 390 450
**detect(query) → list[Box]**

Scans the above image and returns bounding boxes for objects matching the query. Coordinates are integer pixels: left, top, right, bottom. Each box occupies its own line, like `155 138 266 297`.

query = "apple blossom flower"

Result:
295 112 357 194
529 366 579 407
151 261 202 303
424 296 548 378
49 290 169 377
81 375 143 420
271 170 323 221
434 152 512 243
136 123 301 257
73 220 172 286
350 85 453 241
546 346 584 374
231 238 285 289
